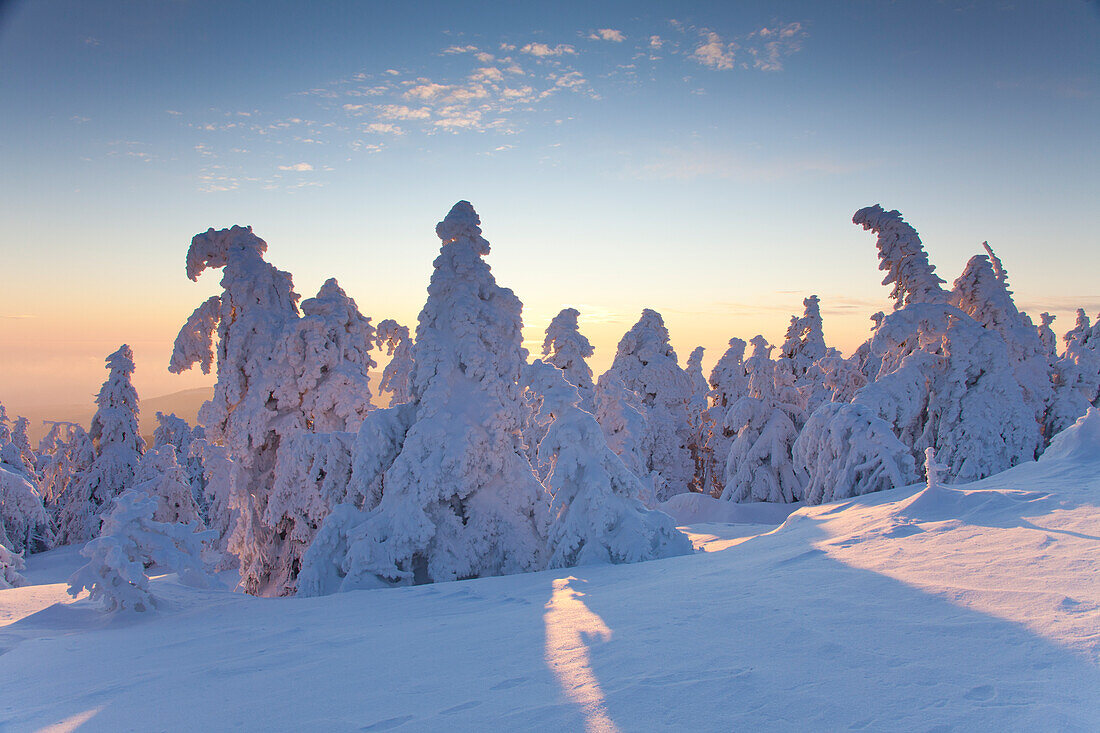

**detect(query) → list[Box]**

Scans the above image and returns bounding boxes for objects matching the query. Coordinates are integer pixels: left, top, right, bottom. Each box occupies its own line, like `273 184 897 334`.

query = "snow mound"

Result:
1040 407 1100 464
897 484 1050 524
659 492 800 526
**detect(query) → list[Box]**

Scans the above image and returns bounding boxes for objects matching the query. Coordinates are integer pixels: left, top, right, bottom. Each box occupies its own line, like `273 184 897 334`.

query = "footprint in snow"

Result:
440 701 482 715
490 676 528 690
963 685 995 701
360 714 414 730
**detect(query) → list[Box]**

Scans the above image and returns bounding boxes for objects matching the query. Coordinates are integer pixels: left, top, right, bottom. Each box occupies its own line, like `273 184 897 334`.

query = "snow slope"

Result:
3 417 1099 731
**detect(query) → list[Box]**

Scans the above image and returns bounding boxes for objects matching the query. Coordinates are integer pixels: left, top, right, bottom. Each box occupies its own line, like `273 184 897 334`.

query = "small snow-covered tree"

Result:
542 308 596 412
684 346 711 493
72 345 146 534
375 319 415 406
0 537 27 589
298 202 544 592
721 337 807 503
815 355 867 404
67 491 214 612
593 372 653 505
186 439 238 564
853 204 948 309
794 402 917 505
0 464 50 554
48 427 97 546
781 295 835 412
528 361 692 568
702 338 747 497
133 446 202 525
272 277 376 433
169 225 300 595
602 309 695 501
4 416 37 478
1047 309 1100 436
1037 312 1058 357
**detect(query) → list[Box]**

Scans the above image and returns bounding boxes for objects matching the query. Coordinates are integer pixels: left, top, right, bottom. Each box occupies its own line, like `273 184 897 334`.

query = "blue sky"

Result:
1 0 1098 408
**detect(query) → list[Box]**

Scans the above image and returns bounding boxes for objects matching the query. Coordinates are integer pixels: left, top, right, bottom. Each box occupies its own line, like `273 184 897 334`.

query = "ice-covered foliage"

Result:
75 345 146 528
794 402 917 505
47 426 97 546
528 361 692 568
951 250 1053 432
702 338 747 497
1047 325 1100 436
265 430 357 595
170 225 300 595
593 372 654 505
153 412 200 453
721 337 807 503
603 309 695 501
781 295 828 372
133 446 202 525
3 416 37 478
853 205 947 309
375 319 415 406
684 346 712 494
272 278 376 433
0 538 26 589
541 308 596 412
0 464 50 554
187 439 238 565
67 491 214 612
1037 312 1058 356
299 202 543 592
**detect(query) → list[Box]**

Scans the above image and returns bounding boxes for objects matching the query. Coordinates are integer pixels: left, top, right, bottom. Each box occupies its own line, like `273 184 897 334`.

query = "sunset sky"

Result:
1 0 1098 414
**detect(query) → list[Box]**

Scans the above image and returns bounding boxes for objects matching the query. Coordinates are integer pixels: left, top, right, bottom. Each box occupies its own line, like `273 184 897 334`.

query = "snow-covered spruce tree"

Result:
1037 313 1058 357
298 202 544 593
841 207 1041 483
1047 310 1100 436
36 420 80 479
814 355 868 404
47 426 97 546
793 402 917 505
702 338 747 497
4 416 37 479
0 463 50 554
264 430 357 595
528 361 692 568
542 307 596 413
602 309 695 501
0 536 27 589
169 225 300 595
67 490 214 613
853 204 948 310
684 346 712 494
271 277 376 434
70 345 146 539
375 319 415 406
153 412 205 505
950 249 1053 440
186 439 238 565
721 337 807 503
133 446 202 525
781 295 835 413
593 371 654 505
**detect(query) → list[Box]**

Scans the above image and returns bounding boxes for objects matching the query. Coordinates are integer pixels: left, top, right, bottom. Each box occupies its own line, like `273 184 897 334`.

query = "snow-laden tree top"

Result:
541 307 596 410
186 225 268 281
91 344 144 457
853 205 947 309
781 294 828 370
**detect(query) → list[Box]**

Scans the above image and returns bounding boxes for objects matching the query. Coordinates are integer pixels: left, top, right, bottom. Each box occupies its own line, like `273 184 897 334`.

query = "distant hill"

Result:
21 372 388 444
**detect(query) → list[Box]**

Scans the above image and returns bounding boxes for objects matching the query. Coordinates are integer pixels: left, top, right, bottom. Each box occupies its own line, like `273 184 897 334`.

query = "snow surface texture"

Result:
4 410 1100 730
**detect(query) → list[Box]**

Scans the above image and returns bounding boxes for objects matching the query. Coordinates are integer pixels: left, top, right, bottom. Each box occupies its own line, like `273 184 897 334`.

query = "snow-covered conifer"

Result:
169 225 300 594
0 464 50 554
133 446 202 525
781 295 829 372
375 319 415 406
186 439 238 564
67 491 213 612
528 361 692 568
684 346 712 493
794 402 917 505
298 202 544 591
1037 313 1058 356
853 205 947 309
702 338 747 497
602 309 695 501
0 538 27 589
721 336 807 503
815 355 867 404
1047 310 1100 436
593 372 653 504
272 278 376 433
153 412 200 453
73 345 145 528
541 308 596 412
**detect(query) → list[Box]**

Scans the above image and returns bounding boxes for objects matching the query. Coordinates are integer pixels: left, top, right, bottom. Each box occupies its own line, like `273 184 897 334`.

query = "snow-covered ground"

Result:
3 422 1099 731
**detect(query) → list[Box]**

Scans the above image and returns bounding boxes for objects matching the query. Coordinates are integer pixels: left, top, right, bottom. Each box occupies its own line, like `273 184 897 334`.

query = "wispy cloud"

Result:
277 162 313 171
521 42 577 57
689 22 806 72
588 29 625 42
